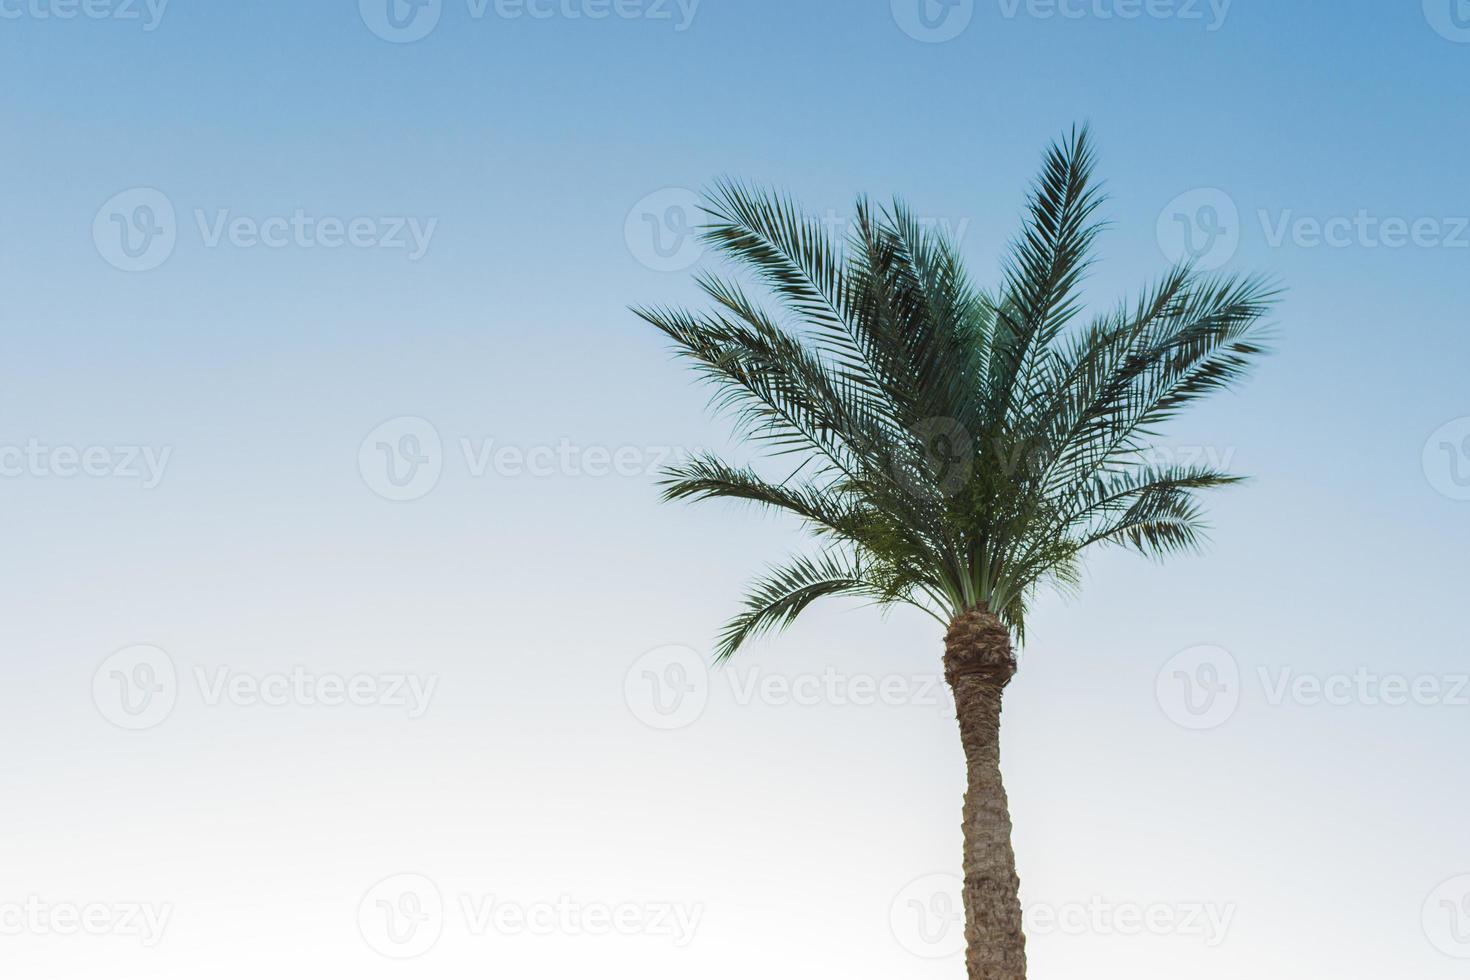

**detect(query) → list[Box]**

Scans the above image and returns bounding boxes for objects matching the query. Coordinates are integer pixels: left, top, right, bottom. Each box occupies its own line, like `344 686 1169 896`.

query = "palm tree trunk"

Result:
944 606 1026 979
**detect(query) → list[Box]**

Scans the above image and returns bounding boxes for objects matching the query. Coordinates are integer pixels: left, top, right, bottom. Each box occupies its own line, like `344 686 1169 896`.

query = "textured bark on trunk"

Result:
944 606 1026 980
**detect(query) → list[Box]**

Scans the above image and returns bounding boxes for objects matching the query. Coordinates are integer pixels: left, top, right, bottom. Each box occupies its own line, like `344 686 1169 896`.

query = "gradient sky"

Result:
2 2 1469 977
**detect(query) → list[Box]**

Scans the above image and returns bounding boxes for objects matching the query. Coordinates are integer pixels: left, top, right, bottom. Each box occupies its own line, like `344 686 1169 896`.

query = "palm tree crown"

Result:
638 128 1275 659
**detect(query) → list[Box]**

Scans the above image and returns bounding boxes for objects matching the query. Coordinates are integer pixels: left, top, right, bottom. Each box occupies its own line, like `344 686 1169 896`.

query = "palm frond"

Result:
642 127 1278 657
715 551 878 662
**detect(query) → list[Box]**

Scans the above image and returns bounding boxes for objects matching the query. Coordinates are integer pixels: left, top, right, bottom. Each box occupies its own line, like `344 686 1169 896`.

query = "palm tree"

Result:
636 128 1275 979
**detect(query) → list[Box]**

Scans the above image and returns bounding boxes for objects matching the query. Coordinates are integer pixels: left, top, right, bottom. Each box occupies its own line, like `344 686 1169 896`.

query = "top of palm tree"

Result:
636 127 1277 661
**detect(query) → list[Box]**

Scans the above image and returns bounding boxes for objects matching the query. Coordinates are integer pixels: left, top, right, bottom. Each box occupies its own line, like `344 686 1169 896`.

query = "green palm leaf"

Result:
643 127 1277 655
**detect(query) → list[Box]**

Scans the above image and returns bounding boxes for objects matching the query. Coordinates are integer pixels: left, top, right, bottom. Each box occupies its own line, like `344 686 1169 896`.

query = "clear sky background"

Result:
2 1 1469 977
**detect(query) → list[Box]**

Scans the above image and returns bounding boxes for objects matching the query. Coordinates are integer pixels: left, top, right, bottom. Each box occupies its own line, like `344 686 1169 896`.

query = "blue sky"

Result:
2 2 1469 978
